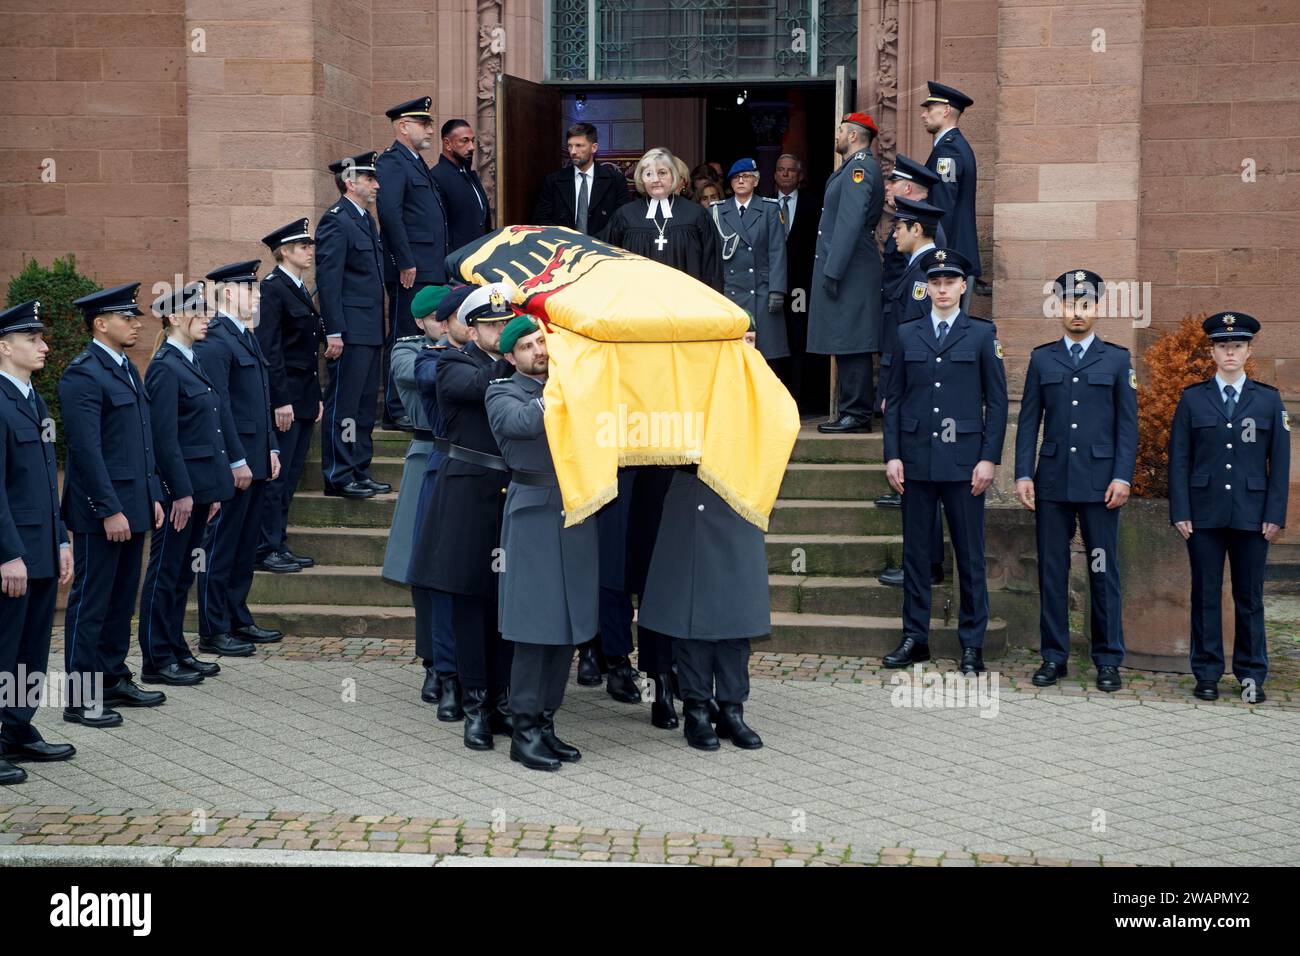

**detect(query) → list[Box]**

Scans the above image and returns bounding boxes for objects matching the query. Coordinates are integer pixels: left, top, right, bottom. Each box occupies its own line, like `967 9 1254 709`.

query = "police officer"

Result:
711 157 788 365
376 96 449 428
881 249 1007 674
809 112 885 433
921 82 980 311
317 151 391 499
407 284 473 719
425 283 516 750
255 219 323 574
61 284 166 724
487 315 598 771
138 282 235 685
194 260 282 656
0 300 76 781
881 156 946 335
1015 270 1137 692
1169 311 1290 703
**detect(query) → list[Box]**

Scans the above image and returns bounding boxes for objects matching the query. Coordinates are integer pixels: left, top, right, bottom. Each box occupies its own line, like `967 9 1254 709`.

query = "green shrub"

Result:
5 256 101 464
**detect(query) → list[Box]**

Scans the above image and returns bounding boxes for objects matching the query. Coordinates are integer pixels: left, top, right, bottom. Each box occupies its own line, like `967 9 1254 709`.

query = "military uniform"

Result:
139 284 238 683
0 300 76 777
1016 272 1137 688
881 156 946 338
922 82 981 296
317 152 387 495
60 284 165 722
808 114 885 429
1169 312 1290 700
882 250 1007 670
194 262 281 652
255 220 322 570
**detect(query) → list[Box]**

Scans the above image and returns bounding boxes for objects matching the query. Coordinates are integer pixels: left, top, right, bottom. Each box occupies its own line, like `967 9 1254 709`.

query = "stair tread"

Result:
774 499 892 509
770 574 907 588
766 533 903 543
238 603 415 616
785 462 885 470
770 611 1006 629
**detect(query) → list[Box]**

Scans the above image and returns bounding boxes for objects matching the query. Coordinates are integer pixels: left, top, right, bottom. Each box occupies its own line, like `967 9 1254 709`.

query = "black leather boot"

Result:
436 673 463 722
488 688 514 736
461 687 494 751
682 700 719 751
576 641 602 686
540 710 581 762
650 673 678 729
420 665 441 703
706 697 720 725
715 702 763 749
510 714 561 771
605 656 641 704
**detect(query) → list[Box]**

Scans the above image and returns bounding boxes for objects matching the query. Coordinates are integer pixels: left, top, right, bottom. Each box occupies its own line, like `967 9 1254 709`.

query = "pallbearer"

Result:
1015 270 1136 692
138 282 235 686
1169 311 1289 703
487 315 598 771
0 300 76 782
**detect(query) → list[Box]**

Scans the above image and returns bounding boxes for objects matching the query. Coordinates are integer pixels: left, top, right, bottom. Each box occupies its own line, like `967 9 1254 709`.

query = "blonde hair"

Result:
633 147 681 196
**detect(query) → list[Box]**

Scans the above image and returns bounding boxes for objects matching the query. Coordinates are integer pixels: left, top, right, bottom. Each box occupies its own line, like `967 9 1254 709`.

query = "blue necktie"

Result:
1070 343 1083 366
1223 384 1236 418
936 320 948 345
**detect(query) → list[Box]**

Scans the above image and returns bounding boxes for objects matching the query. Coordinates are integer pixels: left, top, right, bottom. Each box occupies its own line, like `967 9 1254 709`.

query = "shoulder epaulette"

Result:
69 352 90 366
1032 341 1057 350
1181 380 1208 391
397 334 423 343
709 199 725 206
1256 381 1278 391
853 151 866 161
970 315 993 323
328 205 340 214
263 271 276 282
489 376 513 384
760 196 779 203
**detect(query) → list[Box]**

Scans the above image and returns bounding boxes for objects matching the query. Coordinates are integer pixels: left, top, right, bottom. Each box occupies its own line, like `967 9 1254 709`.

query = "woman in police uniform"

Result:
1168 311 1290 703
136 284 238 685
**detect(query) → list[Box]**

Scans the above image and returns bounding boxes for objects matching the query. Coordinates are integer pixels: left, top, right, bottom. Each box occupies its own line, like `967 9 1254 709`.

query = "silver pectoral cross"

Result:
654 232 667 252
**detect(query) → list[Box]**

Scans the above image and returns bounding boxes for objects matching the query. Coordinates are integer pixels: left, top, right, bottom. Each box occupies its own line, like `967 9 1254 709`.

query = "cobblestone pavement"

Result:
10 626 1300 866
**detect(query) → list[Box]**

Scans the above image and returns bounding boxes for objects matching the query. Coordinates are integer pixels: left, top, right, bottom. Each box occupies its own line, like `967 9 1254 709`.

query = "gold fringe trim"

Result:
618 450 699 467
563 478 619 528
698 463 770 532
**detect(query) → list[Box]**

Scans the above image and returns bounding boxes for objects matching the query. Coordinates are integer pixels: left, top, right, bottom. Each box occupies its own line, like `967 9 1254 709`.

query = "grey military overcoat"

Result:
711 197 789 360
381 336 435 585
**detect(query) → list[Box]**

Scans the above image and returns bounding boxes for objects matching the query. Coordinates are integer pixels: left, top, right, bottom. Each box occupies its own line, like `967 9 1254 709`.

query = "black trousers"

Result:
139 499 212 669
411 585 456 674
321 343 380 488
676 639 750 703
384 281 429 421
65 531 145 685
835 351 874 420
0 576 57 743
778 301 808 404
634 625 674 676
197 479 265 637
449 592 513 692
259 417 314 555
901 479 989 647
1186 527 1270 685
1036 499 1125 667
507 643 572 720
599 586 634 657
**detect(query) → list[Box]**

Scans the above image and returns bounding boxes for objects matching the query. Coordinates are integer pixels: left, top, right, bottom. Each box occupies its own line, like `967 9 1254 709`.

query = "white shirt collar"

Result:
574 164 594 180
1215 371 1247 401
644 197 674 220
277 264 304 288
908 241 936 265
734 196 750 213
92 338 127 364
0 369 31 399
930 307 960 337
167 337 196 362
1063 333 1096 357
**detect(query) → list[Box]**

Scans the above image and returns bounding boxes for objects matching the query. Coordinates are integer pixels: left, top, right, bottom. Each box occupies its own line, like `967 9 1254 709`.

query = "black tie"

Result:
1071 342 1083 366
1224 384 1236 418
738 204 746 219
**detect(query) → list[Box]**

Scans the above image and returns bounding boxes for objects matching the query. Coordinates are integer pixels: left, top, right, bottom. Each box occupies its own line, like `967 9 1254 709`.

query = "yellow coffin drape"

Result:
449 225 800 529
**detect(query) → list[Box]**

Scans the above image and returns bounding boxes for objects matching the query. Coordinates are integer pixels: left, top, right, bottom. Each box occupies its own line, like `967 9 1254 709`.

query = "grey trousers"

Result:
676 639 751 704
508 643 572 719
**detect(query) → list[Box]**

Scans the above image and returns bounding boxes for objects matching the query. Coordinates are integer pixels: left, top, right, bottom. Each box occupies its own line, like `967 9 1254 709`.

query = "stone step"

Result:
288 492 397 529
298 458 406 492
184 604 416 640
310 428 409 459
770 499 901 535
766 534 904 577
778 463 890 500
285 526 392 564
246 565 411 607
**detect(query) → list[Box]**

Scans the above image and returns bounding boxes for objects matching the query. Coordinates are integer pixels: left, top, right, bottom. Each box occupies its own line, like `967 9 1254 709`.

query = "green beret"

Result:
499 314 540 354
745 310 757 333
411 285 450 320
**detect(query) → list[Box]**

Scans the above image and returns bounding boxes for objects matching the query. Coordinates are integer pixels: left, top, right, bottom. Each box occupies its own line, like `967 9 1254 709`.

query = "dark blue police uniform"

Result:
922 83 981 281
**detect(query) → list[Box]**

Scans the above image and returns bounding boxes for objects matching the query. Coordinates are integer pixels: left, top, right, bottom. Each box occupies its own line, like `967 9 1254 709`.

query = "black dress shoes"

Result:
605 657 642 704
650 673 678 729
324 481 376 499
878 565 904 588
0 759 26 785
462 687 494 750
140 662 204 686
1095 665 1122 692
959 647 985 675
286 550 315 569
874 492 902 508
1193 680 1219 701
391 416 415 432
1243 687 1266 704
255 551 302 574
1032 661 1068 686
103 679 166 708
0 738 76 762
817 414 872 434
437 673 463 722
198 633 255 657
682 701 720 751
714 702 763 749
576 641 602 686
510 718 562 771
882 636 931 668
540 710 581 762
180 656 221 677
358 478 392 494
63 705 123 728
234 624 282 643
421 666 442 703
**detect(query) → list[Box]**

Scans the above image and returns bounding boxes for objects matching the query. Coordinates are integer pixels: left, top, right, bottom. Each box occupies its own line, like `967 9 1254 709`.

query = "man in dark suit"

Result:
881 249 1007 676
0 300 76 781
255 219 323 574
194 260 282 656
772 153 821 406
430 119 492 254
1016 270 1137 693
317 151 392 499
922 82 980 310
60 284 166 725
376 96 449 428
532 121 633 236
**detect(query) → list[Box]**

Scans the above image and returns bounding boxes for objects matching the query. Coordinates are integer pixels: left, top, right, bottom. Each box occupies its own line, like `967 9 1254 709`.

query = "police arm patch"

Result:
911 281 927 301
852 168 865 184
994 339 1004 359
1129 368 1137 390
936 157 955 179
1284 409 1291 432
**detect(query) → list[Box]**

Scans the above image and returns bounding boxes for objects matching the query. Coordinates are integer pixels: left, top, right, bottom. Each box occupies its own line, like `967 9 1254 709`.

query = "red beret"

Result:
841 112 879 134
